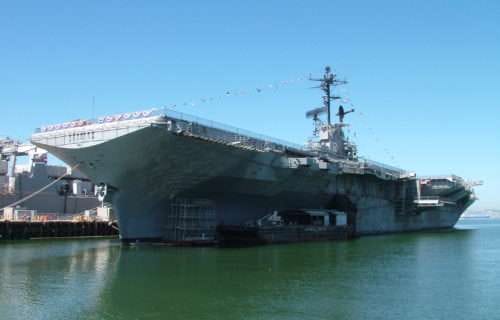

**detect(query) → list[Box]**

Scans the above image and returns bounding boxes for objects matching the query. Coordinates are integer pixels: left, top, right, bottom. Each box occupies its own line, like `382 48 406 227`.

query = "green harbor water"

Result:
1 220 499 320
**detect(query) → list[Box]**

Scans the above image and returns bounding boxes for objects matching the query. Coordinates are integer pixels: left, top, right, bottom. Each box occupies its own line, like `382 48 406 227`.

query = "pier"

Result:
0 220 118 240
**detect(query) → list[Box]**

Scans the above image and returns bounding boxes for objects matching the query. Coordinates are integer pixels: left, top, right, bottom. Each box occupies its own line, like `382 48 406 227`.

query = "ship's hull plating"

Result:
35 126 473 241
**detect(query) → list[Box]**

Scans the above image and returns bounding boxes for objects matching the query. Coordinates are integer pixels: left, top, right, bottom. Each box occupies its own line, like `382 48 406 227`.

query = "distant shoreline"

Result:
460 216 500 220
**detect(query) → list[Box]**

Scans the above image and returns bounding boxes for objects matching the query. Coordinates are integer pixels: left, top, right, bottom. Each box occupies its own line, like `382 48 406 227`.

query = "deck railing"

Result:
34 107 305 151
33 107 411 178
358 157 408 178
157 108 305 150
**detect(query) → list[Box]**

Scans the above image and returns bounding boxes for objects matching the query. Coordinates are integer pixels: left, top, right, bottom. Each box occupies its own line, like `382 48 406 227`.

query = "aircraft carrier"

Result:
30 67 477 242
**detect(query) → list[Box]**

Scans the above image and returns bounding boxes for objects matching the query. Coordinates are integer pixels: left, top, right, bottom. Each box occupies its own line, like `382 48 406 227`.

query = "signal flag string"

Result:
341 95 400 167
164 74 309 111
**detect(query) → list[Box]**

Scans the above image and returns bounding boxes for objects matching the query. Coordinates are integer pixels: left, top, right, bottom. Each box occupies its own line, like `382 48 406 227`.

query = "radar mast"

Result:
306 66 357 160
307 66 348 127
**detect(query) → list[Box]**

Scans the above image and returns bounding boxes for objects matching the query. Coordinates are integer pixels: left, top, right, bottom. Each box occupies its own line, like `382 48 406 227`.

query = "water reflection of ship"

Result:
94 228 476 319
0 240 121 320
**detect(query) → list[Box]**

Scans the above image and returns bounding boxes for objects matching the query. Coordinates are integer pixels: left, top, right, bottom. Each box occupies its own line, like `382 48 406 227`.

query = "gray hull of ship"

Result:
35 126 472 241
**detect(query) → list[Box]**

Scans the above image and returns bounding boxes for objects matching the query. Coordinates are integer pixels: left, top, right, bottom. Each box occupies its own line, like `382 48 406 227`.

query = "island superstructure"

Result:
31 67 477 242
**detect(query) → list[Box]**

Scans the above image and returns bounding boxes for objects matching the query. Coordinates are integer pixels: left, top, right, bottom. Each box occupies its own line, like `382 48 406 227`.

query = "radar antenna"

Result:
336 105 355 123
307 66 347 126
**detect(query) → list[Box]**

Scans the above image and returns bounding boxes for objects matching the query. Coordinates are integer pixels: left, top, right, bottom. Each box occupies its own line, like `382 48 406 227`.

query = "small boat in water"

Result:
217 209 352 246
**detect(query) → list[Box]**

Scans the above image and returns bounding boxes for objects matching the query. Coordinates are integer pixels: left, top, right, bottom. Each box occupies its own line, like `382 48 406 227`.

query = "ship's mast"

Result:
308 66 347 126
306 66 357 160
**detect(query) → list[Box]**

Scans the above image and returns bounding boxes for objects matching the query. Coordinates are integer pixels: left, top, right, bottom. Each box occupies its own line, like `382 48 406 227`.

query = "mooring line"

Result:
0 163 81 212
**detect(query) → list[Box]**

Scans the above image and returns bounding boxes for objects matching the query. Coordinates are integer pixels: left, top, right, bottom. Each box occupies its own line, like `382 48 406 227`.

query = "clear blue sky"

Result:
1 1 499 210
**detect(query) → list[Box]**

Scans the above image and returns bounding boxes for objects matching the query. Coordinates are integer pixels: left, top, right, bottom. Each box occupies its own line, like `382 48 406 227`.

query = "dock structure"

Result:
0 220 118 240
165 198 217 244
